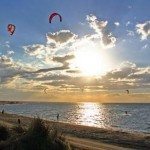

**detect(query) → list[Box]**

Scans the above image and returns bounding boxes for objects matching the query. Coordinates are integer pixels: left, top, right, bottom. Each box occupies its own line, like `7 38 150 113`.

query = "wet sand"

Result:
0 113 150 150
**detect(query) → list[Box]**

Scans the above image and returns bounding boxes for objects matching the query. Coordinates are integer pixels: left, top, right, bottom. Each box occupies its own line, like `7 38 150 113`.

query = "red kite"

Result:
7 24 16 35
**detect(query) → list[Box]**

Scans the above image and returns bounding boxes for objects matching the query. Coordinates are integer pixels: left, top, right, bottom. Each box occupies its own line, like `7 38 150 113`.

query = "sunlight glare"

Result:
73 41 112 76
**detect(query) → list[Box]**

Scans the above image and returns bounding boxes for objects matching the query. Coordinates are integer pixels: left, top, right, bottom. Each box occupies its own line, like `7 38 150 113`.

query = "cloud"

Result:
127 30 134 36
136 21 150 40
23 15 117 79
101 33 116 48
34 54 75 73
3 54 149 93
86 15 108 33
0 55 28 85
46 30 77 47
86 14 116 48
23 30 77 66
114 22 120 26
66 70 81 74
37 62 137 90
128 6 132 9
0 41 10 48
24 44 45 58
52 55 74 64
142 44 148 49
126 21 131 27
0 55 14 68
101 61 150 90
7 50 14 55
103 62 136 80
2 14 149 96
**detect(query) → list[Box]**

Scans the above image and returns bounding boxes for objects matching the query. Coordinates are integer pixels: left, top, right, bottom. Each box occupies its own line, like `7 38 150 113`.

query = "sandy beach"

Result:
0 113 150 150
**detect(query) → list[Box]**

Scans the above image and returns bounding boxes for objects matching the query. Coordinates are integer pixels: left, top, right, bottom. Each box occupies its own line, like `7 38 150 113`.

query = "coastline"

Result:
0 101 22 105
0 113 150 149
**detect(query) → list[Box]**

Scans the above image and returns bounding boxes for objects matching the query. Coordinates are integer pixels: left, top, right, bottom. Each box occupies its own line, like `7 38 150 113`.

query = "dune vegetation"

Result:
0 118 71 150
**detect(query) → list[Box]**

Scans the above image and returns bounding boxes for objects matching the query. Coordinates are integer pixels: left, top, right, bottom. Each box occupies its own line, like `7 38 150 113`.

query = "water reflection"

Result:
1 103 149 132
77 103 105 127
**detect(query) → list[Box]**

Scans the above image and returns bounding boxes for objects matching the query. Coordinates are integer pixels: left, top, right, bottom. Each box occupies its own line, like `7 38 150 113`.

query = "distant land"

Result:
0 101 22 105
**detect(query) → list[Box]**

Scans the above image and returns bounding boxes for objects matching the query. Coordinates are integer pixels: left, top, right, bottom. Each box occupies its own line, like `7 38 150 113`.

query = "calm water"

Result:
0 102 150 133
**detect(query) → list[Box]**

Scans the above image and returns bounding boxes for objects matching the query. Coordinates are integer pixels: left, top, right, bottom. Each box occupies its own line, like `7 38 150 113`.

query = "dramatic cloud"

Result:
46 30 77 46
27 61 150 91
136 21 150 40
53 55 75 64
0 55 29 85
23 30 77 65
86 14 116 48
1 14 149 97
34 54 75 73
101 62 150 90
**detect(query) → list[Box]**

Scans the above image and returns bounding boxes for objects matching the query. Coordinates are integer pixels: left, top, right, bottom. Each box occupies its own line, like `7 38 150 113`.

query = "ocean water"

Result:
0 102 150 133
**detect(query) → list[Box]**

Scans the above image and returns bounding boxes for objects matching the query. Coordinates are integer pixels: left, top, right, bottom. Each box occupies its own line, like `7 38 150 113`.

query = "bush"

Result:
0 118 71 150
28 117 49 138
20 118 71 150
0 125 10 141
12 126 26 134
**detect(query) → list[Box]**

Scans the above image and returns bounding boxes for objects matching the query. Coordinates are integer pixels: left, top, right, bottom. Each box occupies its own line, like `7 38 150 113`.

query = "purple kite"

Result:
49 12 62 23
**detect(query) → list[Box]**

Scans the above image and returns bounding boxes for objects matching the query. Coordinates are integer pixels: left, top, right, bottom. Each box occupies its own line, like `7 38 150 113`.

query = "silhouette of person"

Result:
2 109 4 114
57 113 59 121
18 119 21 124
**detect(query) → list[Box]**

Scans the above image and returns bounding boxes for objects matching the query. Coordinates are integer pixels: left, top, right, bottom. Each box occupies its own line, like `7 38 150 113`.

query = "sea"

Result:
0 102 150 134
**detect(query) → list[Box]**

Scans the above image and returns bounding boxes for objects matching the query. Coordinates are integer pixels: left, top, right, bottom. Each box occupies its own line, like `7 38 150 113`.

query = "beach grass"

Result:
0 117 71 150
0 125 10 141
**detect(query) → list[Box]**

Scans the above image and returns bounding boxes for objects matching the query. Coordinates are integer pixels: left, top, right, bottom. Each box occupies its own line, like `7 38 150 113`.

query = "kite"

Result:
7 24 16 35
126 90 129 94
80 87 84 93
44 88 48 94
49 13 62 23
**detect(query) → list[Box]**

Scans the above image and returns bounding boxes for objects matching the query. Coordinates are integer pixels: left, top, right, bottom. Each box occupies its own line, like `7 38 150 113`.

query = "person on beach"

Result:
18 118 21 124
57 113 59 121
2 109 4 114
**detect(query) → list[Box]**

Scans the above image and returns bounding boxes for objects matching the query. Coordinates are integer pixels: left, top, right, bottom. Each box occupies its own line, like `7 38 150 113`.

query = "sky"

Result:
0 0 150 102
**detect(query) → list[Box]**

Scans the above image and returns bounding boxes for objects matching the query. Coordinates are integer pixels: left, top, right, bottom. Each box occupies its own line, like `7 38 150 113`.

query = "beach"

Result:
0 113 150 150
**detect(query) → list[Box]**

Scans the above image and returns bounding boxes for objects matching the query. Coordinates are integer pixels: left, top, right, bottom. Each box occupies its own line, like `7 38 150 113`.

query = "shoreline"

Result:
1 110 149 135
0 113 150 149
1 102 149 135
7 113 150 135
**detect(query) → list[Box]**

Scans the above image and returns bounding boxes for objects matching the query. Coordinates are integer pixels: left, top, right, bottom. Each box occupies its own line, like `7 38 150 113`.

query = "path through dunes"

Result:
65 136 135 150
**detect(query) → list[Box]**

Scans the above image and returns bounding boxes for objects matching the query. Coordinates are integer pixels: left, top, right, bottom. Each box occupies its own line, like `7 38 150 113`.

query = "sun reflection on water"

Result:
77 102 105 127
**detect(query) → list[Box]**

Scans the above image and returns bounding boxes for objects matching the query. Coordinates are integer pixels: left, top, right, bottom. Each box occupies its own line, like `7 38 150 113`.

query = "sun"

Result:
73 41 112 76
